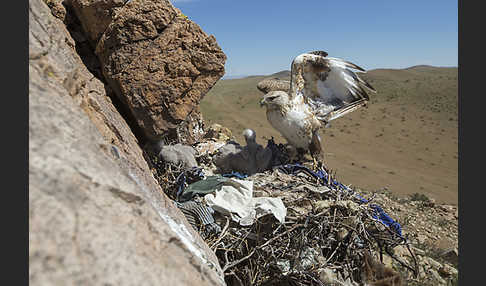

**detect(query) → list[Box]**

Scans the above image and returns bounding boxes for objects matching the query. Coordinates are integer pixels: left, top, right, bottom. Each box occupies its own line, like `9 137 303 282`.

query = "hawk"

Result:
258 51 376 160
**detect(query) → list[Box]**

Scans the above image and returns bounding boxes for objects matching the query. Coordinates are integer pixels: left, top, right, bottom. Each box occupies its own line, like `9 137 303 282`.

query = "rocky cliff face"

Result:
29 0 226 284
69 0 227 144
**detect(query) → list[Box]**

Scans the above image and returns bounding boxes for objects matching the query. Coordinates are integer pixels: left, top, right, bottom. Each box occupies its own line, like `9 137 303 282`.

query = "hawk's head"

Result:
259 91 289 110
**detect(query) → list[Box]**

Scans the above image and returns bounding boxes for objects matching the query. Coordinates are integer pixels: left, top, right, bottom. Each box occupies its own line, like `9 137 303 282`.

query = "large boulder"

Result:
69 0 128 45
29 0 224 284
69 0 227 144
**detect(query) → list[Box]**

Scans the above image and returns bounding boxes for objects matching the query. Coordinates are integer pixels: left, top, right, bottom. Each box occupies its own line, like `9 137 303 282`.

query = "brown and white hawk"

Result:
258 51 376 160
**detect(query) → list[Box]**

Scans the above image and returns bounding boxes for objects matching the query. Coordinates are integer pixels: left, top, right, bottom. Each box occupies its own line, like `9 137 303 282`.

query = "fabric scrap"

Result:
176 200 221 236
204 178 286 226
178 175 230 202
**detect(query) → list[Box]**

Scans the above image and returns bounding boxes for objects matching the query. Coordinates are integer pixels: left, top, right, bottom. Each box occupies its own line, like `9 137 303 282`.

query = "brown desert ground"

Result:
200 65 458 204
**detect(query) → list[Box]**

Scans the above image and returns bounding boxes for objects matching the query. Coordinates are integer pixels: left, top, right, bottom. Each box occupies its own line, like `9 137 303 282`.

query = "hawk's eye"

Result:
268 96 278 101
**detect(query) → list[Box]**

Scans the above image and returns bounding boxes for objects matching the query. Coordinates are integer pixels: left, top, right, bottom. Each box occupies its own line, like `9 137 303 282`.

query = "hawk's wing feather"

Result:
318 98 368 122
290 52 375 123
326 57 366 72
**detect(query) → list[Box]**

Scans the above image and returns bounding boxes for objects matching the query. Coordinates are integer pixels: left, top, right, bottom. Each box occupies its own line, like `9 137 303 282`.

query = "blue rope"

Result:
175 167 205 201
275 163 403 238
222 171 248 179
370 204 403 236
174 162 403 238
175 172 186 201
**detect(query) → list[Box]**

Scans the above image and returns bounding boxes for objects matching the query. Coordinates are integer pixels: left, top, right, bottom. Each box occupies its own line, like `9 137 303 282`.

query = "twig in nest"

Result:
404 242 419 278
222 223 304 272
384 243 419 278
210 217 230 250
227 270 244 286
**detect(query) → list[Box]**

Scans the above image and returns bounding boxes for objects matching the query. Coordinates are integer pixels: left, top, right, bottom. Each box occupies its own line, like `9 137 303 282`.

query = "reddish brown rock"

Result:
204 123 234 142
175 106 206 144
69 0 127 45
70 0 227 144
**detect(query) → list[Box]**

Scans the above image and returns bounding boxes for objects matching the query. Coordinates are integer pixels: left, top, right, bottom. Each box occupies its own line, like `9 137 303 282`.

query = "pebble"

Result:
429 269 447 285
438 264 458 277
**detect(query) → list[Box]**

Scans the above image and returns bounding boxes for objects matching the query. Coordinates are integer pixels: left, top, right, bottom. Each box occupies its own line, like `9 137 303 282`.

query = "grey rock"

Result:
295 246 320 271
319 268 340 285
29 0 224 285
438 264 458 277
429 269 447 285
423 257 443 270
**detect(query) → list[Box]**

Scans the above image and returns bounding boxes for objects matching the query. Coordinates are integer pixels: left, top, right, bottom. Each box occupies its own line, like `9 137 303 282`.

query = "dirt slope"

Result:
200 66 458 204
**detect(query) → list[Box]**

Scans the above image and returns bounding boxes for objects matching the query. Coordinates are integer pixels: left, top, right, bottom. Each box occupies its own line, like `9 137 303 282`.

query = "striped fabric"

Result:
176 201 221 236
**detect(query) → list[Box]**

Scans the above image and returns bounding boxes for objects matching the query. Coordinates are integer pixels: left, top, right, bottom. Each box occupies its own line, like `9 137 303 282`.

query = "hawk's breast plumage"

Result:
259 51 376 156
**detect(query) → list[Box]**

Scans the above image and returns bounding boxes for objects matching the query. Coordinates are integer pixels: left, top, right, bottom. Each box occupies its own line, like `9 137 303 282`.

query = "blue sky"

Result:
171 0 458 78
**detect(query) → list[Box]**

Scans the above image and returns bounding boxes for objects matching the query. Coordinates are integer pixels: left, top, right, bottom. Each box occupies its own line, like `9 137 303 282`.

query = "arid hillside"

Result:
200 66 458 204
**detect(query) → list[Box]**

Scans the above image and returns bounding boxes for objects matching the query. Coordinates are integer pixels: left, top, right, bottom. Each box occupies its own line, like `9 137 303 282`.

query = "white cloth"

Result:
204 178 286 226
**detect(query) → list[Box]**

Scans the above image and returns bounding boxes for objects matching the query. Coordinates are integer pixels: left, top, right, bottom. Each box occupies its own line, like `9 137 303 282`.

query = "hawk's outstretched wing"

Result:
256 78 290 94
289 51 376 122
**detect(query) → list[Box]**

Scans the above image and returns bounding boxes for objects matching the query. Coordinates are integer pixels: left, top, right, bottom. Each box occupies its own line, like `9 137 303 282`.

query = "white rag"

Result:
204 178 286 226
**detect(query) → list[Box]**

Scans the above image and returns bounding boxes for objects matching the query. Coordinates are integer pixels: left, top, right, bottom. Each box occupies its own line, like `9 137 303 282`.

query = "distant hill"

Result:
200 66 458 204
404 65 457 70
361 65 458 115
268 70 291 79
222 74 252 80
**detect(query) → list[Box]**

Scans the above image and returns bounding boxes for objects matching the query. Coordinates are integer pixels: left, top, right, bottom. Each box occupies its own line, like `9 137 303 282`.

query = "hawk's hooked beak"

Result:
259 98 266 107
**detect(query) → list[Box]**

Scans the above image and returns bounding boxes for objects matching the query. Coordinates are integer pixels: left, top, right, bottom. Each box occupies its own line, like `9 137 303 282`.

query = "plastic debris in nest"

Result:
177 174 286 226
145 136 416 285
206 163 417 286
274 163 404 238
176 198 221 238
177 173 223 202
203 177 286 226
211 199 411 285
222 171 248 179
